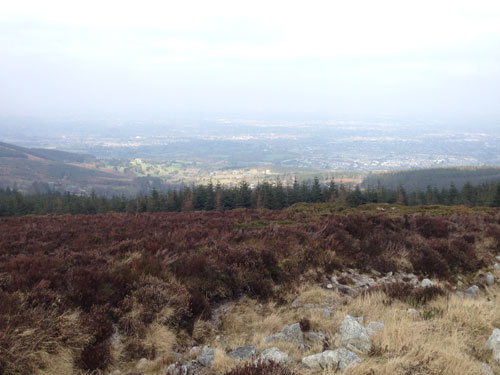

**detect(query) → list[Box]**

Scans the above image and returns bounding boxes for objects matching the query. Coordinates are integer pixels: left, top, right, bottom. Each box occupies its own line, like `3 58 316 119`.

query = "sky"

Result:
1 0 500 119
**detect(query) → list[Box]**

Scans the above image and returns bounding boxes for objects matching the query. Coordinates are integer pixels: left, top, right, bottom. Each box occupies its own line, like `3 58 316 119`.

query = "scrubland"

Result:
1 204 500 374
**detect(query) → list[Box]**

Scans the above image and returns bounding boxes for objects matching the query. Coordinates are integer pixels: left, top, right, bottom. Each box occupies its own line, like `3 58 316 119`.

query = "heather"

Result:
0 206 500 373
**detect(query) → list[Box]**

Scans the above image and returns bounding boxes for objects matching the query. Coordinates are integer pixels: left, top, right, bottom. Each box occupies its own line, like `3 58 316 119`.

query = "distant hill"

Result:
0 141 166 195
362 167 500 192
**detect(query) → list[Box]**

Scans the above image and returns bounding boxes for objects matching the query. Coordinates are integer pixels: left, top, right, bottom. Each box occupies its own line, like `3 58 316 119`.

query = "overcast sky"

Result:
1 0 500 119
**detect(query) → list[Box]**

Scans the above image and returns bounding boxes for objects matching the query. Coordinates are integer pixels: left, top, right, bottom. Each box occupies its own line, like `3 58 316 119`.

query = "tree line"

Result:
1 177 500 216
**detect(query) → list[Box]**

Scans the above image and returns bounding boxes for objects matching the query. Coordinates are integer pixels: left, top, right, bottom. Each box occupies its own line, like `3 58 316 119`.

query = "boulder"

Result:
366 321 385 336
485 273 495 286
258 347 290 364
482 363 494 375
166 360 204 375
340 315 371 353
265 323 303 344
228 346 257 360
484 328 500 363
457 285 480 299
302 348 361 370
196 348 216 368
421 278 433 288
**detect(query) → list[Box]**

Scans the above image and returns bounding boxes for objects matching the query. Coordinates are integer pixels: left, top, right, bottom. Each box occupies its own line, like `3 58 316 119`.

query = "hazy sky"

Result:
1 0 500 118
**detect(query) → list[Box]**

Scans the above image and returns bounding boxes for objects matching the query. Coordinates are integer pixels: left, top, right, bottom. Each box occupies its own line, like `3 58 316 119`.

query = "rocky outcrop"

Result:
340 315 372 353
258 347 290 364
264 323 303 345
484 328 500 363
227 345 257 360
301 348 361 370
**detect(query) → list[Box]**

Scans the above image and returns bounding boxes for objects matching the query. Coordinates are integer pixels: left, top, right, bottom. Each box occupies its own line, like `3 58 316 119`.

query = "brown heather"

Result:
0 206 499 373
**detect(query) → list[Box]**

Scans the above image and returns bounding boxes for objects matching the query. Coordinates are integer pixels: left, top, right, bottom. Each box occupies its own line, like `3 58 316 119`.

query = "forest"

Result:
1 177 500 217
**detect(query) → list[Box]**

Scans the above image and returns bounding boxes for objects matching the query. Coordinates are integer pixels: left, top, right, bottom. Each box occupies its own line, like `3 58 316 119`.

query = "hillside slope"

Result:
0 141 138 195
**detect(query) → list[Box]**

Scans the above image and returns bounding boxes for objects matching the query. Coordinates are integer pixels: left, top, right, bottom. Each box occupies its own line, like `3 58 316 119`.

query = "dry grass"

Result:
210 276 500 375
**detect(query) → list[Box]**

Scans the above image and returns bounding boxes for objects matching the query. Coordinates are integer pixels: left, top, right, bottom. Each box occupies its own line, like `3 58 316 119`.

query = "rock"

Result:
494 263 500 271
367 321 385 336
197 348 216 367
340 315 371 353
421 278 433 288
496 256 500 262
407 308 419 314
457 285 480 299
258 347 290 364
302 348 361 370
486 273 495 286
166 360 203 375
228 346 257 360
189 346 202 357
265 323 303 344
482 363 494 375
291 298 301 308
326 283 333 289
354 316 364 324
136 358 149 371
305 331 329 343
484 328 500 363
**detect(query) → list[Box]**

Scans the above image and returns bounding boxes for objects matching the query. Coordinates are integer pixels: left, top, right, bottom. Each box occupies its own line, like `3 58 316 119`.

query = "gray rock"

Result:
265 323 303 344
486 273 495 286
305 331 329 343
189 346 202 357
421 278 433 288
326 283 333 289
407 308 419 314
197 348 216 367
457 285 480 299
228 346 257 360
302 348 361 370
136 358 149 371
258 347 289 364
484 328 500 363
302 304 332 317
482 363 494 375
166 360 203 375
494 263 500 271
340 315 371 353
367 321 385 336
291 298 301 308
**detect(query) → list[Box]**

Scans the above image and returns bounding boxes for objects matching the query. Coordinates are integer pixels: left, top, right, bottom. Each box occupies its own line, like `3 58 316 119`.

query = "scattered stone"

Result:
305 331 329 343
407 308 418 314
340 315 371 353
457 285 480 299
258 347 290 364
367 321 385 336
166 360 204 375
484 328 500 363
482 363 494 375
421 278 433 288
197 348 216 368
189 346 202 358
228 346 257 360
494 263 500 271
486 273 495 286
291 298 301 308
135 358 149 371
326 283 333 289
301 304 332 317
302 348 361 370
265 323 304 344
